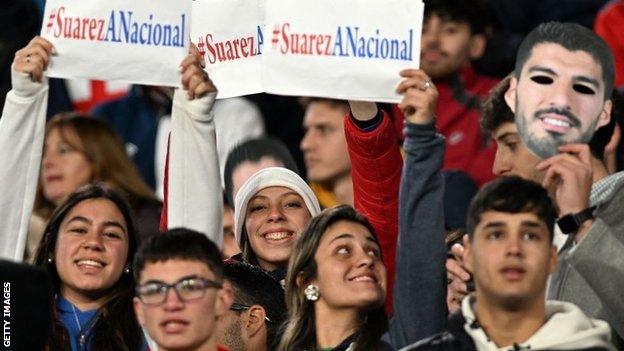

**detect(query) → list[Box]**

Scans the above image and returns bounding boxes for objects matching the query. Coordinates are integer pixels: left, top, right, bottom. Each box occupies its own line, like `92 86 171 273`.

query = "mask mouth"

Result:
535 108 580 135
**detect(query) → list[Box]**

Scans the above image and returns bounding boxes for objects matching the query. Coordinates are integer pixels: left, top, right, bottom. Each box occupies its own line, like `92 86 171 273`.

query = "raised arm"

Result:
0 37 53 261
388 69 447 348
164 46 223 246
344 100 402 312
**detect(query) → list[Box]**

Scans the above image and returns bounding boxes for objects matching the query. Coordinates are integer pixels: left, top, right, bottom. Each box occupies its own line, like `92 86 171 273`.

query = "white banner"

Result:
41 0 191 87
262 0 423 103
191 0 265 99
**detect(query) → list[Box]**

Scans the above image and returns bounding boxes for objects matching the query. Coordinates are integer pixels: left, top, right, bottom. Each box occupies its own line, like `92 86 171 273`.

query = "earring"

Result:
47 257 53 264
124 266 130 274
304 284 320 301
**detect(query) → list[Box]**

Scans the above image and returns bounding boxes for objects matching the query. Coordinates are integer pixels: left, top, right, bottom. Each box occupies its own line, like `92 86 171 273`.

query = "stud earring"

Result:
304 284 320 301
47 257 53 264
124 266 130 274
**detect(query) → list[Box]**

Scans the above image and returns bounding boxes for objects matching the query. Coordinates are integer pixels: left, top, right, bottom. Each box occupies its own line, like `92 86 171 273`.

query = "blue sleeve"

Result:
386 122 448 349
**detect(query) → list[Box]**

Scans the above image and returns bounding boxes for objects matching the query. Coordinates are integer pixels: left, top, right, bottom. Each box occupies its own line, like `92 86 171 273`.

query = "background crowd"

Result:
1 0 623 350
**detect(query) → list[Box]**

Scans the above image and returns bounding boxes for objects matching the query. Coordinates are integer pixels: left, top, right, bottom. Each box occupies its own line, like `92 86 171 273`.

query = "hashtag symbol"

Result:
271 25 280 49
197 36 206 58
46 8 56 33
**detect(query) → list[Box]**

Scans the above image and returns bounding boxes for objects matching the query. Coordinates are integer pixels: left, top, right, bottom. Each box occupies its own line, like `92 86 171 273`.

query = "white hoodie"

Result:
462 297 615 351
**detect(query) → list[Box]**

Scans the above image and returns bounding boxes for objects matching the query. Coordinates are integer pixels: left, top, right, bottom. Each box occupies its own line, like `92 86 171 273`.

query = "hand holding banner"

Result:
262 0 424 103
41 0 191 87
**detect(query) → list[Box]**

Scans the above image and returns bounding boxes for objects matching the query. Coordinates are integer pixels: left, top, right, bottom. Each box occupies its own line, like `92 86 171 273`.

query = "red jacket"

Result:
595 0 624 89
391 67 499 187
344 111 403 313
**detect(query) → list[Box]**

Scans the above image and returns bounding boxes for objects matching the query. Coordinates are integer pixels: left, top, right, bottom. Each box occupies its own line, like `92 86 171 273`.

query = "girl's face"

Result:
244 186 311 271
312 220 386 310
41 127 93 205
55 198 129 304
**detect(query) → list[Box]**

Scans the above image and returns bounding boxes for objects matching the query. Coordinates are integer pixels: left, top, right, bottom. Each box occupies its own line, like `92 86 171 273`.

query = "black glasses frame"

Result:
229 302 273 323
136 276 223 306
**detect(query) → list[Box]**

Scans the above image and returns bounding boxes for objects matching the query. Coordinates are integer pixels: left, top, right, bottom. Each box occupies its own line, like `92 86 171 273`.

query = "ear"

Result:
468 34 487 60
463 235 474 274
244 305 267 338
595 99 613 130
504 77 518 114
548 244 558 275
215 281 234 317
133 297 146 326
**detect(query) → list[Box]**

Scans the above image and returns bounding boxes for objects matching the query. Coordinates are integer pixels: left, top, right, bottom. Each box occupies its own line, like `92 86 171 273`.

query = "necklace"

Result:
71 304 98 348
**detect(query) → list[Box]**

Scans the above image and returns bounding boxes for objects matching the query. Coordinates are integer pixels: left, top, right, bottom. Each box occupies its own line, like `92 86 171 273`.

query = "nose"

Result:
355 248 375 268
81 231 104 251
492 148 511 176
162 287 185 310
504 236 523 258
266 204 285 223
421 20 440 49
300 129 313 153
42 149 57 170
545 80 573 110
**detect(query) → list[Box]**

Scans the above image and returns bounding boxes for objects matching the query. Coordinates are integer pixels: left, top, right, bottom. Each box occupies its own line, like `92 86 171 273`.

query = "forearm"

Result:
0 70 48 261
389 122 447 348
167 90 223 246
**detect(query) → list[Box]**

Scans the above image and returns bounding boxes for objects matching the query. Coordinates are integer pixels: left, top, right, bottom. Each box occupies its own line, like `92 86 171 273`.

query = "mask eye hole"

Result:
530 75 553 85
573 84 596 95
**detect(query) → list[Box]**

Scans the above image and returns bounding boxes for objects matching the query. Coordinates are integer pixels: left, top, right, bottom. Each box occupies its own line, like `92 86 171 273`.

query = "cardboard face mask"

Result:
507 43 611 159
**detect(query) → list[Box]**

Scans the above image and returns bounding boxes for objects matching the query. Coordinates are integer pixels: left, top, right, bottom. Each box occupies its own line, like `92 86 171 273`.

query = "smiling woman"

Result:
34 183 144 351
278 205 390 351
233 167 321 280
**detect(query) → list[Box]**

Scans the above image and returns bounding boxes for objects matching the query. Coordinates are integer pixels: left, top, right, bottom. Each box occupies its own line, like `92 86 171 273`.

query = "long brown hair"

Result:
34 113 157 220
278 205 388 351
34 183 142 351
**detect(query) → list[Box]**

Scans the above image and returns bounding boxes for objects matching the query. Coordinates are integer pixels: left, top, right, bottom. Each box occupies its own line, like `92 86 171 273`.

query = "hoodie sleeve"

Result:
0 67 48 261
344 110 402 313
387 122 447 349
164 89 222 247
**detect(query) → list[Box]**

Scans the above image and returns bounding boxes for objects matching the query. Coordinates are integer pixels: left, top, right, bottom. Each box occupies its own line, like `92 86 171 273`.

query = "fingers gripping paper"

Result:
41 0 191 87
262 0 424 103
192 0 265 99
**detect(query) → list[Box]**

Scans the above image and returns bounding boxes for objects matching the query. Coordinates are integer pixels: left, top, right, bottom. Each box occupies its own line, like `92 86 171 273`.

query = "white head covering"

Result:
234 167 321 248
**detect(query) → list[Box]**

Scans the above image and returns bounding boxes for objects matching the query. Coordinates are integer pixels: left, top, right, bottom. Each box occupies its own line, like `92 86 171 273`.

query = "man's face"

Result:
420 13 485 80
506 43 612 159
300 101 351 184
465 211 557 309
134 259 232 351
492 122 545 184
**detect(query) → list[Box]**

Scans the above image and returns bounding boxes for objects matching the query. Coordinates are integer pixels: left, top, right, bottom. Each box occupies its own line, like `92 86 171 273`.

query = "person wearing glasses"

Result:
133 228 233 351
216 260 286 351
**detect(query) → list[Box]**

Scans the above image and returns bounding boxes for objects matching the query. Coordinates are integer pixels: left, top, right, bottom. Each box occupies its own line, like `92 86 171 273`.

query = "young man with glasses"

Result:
133 228 233 351
215 261 286 351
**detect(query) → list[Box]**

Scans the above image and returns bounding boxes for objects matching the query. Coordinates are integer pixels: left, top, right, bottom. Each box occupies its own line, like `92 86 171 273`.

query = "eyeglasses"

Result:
136 276 223 305
230 302 273 323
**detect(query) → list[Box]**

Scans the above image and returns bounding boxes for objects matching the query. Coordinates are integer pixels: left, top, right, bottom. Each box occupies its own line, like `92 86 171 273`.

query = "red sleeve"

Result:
344 110 402 314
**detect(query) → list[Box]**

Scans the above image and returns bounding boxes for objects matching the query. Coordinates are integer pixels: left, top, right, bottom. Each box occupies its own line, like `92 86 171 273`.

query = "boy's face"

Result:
465 211 557 309
506 43 612 159
134 259 232 351
420 13 485 80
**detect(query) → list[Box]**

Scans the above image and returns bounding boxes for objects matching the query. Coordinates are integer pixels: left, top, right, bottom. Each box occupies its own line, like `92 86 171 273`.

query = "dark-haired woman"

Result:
34 184 145 350
279 70 447 351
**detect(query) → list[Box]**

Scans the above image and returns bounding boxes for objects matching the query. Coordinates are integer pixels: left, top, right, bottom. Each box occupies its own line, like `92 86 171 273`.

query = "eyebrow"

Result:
250 191 301 201
520 221 544 228
528 65 600 88
495 132 519 143
142 274 201 285
65 216 127 234
481 221 506 230
329 233 378 245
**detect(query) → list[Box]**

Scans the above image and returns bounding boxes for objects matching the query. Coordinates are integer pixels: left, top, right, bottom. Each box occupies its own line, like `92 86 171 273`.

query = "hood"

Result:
461 296 615 350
